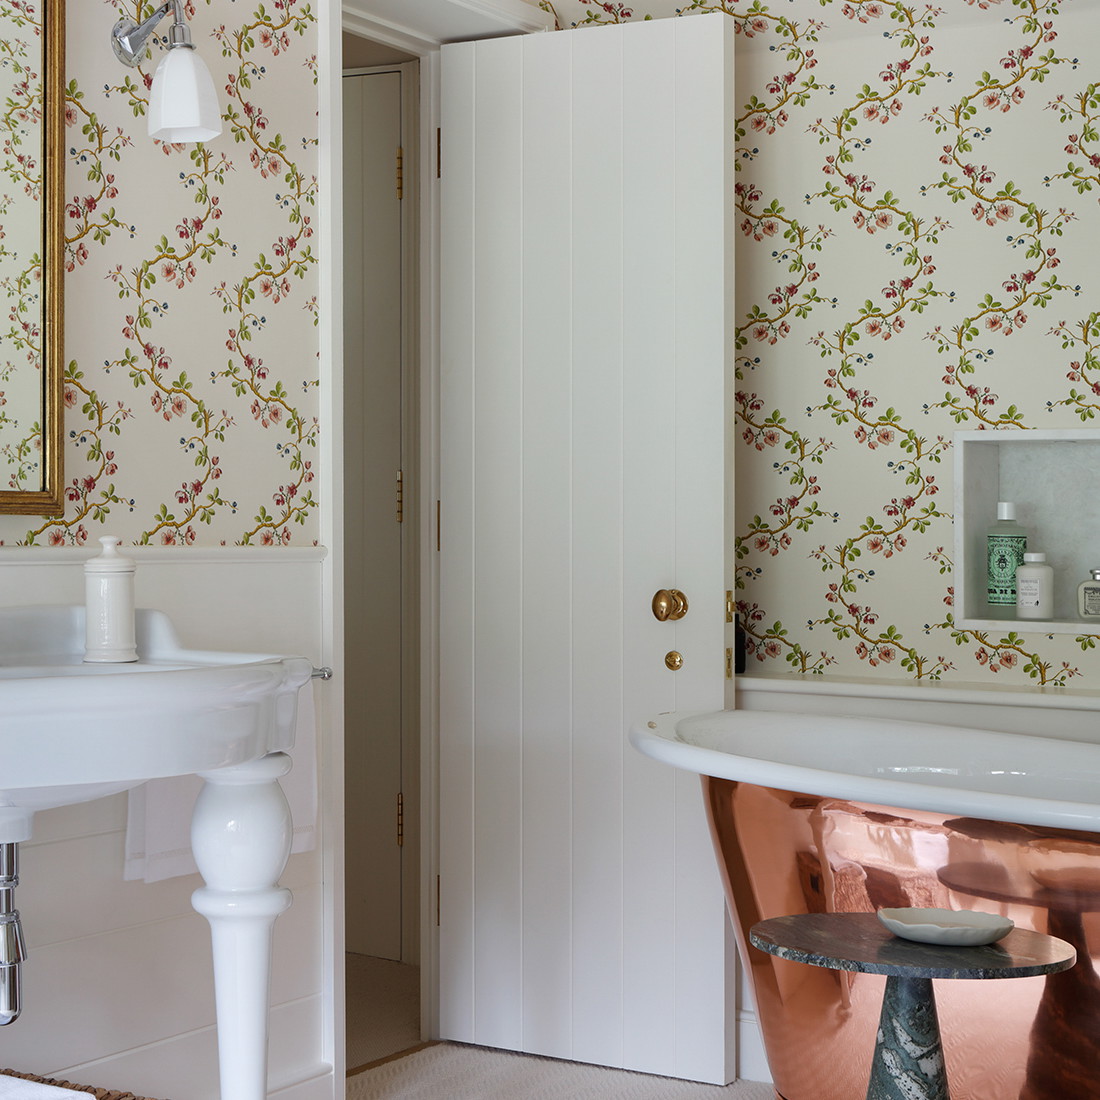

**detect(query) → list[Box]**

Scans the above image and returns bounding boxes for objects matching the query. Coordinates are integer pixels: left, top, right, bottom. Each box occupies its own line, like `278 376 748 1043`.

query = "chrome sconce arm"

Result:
112 0 193 67
110 0 222 144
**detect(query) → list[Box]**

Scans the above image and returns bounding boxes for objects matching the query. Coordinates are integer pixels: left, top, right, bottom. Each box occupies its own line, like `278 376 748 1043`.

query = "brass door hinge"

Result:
726 648 733 679
396 146 404 200
396 469 404 523
397 791 404 847
726 590 735 623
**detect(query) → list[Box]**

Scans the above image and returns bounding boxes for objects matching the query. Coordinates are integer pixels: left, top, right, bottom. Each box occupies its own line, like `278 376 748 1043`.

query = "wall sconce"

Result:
111 0 222 143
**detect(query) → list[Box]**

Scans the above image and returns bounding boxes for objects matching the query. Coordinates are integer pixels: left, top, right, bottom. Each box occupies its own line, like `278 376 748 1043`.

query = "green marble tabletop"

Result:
750 912 1076 980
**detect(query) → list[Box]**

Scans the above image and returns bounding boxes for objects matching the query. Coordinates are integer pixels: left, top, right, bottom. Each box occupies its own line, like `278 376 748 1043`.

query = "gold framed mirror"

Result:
0 0 64 515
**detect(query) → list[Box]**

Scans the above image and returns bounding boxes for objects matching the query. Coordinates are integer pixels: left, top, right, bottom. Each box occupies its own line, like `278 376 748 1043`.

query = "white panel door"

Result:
343 70 406 960
439 13 734 1083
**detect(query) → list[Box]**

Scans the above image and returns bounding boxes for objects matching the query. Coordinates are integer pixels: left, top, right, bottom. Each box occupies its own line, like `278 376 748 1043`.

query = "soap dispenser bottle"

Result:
84 535 138 663
987 502 1028 611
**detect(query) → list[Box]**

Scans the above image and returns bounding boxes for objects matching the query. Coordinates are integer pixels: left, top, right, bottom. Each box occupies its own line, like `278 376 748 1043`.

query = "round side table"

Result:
750 912 1076 1100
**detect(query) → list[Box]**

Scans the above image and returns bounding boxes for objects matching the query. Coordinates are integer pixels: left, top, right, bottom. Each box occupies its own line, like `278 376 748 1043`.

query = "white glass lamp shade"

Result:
147 46 222 143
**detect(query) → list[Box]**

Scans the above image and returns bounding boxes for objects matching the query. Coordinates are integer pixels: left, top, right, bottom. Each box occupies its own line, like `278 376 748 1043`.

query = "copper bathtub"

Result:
631 709 1100 1100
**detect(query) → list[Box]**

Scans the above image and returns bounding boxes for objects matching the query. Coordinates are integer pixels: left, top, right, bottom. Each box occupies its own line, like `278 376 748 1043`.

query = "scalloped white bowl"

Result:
877 907 1014 946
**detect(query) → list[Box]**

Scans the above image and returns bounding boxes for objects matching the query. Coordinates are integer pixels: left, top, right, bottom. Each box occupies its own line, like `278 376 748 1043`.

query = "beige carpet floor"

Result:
346 1042 776 1099
345 953 775 1097
346 953 422 1071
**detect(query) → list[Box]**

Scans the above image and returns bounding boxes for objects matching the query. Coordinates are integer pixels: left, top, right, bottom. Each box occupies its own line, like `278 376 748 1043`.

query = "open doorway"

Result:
342 30 422 1072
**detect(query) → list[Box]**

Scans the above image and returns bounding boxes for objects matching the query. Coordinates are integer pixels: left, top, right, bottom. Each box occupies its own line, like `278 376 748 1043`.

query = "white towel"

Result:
123 681 318 883
0 1078 87 1099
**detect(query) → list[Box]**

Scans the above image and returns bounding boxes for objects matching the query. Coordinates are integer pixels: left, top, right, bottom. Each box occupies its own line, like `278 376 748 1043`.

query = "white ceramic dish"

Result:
877 907 1014 947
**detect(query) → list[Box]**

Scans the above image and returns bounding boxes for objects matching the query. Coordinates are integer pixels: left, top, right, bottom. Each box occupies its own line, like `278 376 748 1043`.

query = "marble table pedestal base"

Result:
868 976 948 1100
749 913 1076 1100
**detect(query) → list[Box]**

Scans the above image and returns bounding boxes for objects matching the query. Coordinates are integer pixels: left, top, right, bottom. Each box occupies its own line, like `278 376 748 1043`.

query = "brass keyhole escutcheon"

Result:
652 589 688 622
665 651 683 671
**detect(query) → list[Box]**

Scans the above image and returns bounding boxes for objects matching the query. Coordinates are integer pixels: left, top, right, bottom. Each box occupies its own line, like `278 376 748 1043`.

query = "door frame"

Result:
319 0 556 1070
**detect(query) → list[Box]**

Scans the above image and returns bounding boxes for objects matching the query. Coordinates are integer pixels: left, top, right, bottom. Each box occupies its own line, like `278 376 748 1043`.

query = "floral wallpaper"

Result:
8 0 1100 690
0 0 319 547
543 0 1100 689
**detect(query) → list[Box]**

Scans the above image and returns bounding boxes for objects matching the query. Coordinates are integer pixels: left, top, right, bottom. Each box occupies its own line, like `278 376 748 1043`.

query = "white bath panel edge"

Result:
737 1011 771 1086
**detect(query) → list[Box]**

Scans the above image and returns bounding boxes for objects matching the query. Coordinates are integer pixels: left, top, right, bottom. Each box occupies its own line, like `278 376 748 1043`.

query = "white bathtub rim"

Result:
630 709 1100 833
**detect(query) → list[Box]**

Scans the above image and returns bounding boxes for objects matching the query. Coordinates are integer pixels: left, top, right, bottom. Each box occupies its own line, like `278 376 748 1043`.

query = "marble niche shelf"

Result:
954 428 1100 634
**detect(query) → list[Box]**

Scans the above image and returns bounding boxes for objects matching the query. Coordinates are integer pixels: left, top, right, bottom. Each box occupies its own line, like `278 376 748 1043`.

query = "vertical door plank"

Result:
618 17 682 1077
439 41 477 1041
519 29 576 1059
568 25 628 1069
669 14 736 1080
469 39 526 1049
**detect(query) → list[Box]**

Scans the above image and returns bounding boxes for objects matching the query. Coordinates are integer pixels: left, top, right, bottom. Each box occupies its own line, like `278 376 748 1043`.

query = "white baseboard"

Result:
736 1008 772 1084
55 997 328 1100
270 1067 337 1099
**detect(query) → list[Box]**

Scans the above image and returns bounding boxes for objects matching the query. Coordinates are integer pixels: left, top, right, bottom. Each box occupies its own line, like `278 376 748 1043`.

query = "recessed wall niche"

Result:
954 429 1100 632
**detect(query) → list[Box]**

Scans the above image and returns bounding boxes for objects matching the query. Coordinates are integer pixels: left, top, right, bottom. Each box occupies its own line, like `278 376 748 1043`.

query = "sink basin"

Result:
1 604 315 1094
0 605 311 840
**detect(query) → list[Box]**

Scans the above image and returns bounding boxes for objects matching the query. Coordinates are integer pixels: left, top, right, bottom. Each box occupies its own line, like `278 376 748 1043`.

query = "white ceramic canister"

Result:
84 535 138 662
1015 551 1054 622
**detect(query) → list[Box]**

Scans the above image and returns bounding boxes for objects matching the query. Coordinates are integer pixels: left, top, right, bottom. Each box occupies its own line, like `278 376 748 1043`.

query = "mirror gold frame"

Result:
0 0 64 515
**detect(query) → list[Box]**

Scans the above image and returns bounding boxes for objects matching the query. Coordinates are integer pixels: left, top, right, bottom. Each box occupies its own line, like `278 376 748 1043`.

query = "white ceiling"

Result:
343 0 553 54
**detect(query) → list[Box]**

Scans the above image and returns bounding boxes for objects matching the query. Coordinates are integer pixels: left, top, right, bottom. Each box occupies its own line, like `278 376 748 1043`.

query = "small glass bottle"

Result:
84 535 138 662
1016 552 1054 621
1078 569 1100 619
987 502 1028 610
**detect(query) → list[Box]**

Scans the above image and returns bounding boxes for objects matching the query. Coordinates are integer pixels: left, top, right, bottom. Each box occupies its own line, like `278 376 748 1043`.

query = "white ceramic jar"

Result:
84 535 138 662
1016 551 1054 621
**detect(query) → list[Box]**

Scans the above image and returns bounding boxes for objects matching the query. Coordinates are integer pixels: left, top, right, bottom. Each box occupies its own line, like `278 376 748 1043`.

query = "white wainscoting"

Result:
0 547 331 1100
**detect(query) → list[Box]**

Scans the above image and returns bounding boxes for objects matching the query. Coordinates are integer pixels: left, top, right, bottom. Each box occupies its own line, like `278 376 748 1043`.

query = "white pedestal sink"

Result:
0 605 313 1100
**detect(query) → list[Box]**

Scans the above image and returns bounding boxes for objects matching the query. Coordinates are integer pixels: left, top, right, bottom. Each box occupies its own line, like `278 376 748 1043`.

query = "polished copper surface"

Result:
703 777 1100 1100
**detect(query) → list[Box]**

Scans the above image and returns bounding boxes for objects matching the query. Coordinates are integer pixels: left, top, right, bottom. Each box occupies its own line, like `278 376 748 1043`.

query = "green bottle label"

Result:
987 534 1026 605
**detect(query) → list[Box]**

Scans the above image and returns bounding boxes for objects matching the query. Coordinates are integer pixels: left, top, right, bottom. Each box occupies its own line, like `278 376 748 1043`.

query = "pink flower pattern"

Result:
0 0 318 549
3 0 1096 688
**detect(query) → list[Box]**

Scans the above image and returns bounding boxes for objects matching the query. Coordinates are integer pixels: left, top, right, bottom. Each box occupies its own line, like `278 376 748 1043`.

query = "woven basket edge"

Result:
0 1067 158 1100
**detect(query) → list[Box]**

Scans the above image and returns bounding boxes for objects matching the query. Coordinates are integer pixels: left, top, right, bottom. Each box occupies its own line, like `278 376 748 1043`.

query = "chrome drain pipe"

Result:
0 844 26 1025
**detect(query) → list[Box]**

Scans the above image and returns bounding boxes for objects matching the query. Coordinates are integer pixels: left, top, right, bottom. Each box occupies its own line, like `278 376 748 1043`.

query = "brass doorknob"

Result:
652 589 688 622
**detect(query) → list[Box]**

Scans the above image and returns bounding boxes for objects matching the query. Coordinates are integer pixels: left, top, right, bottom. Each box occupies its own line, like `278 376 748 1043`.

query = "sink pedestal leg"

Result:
191 752 294 1100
